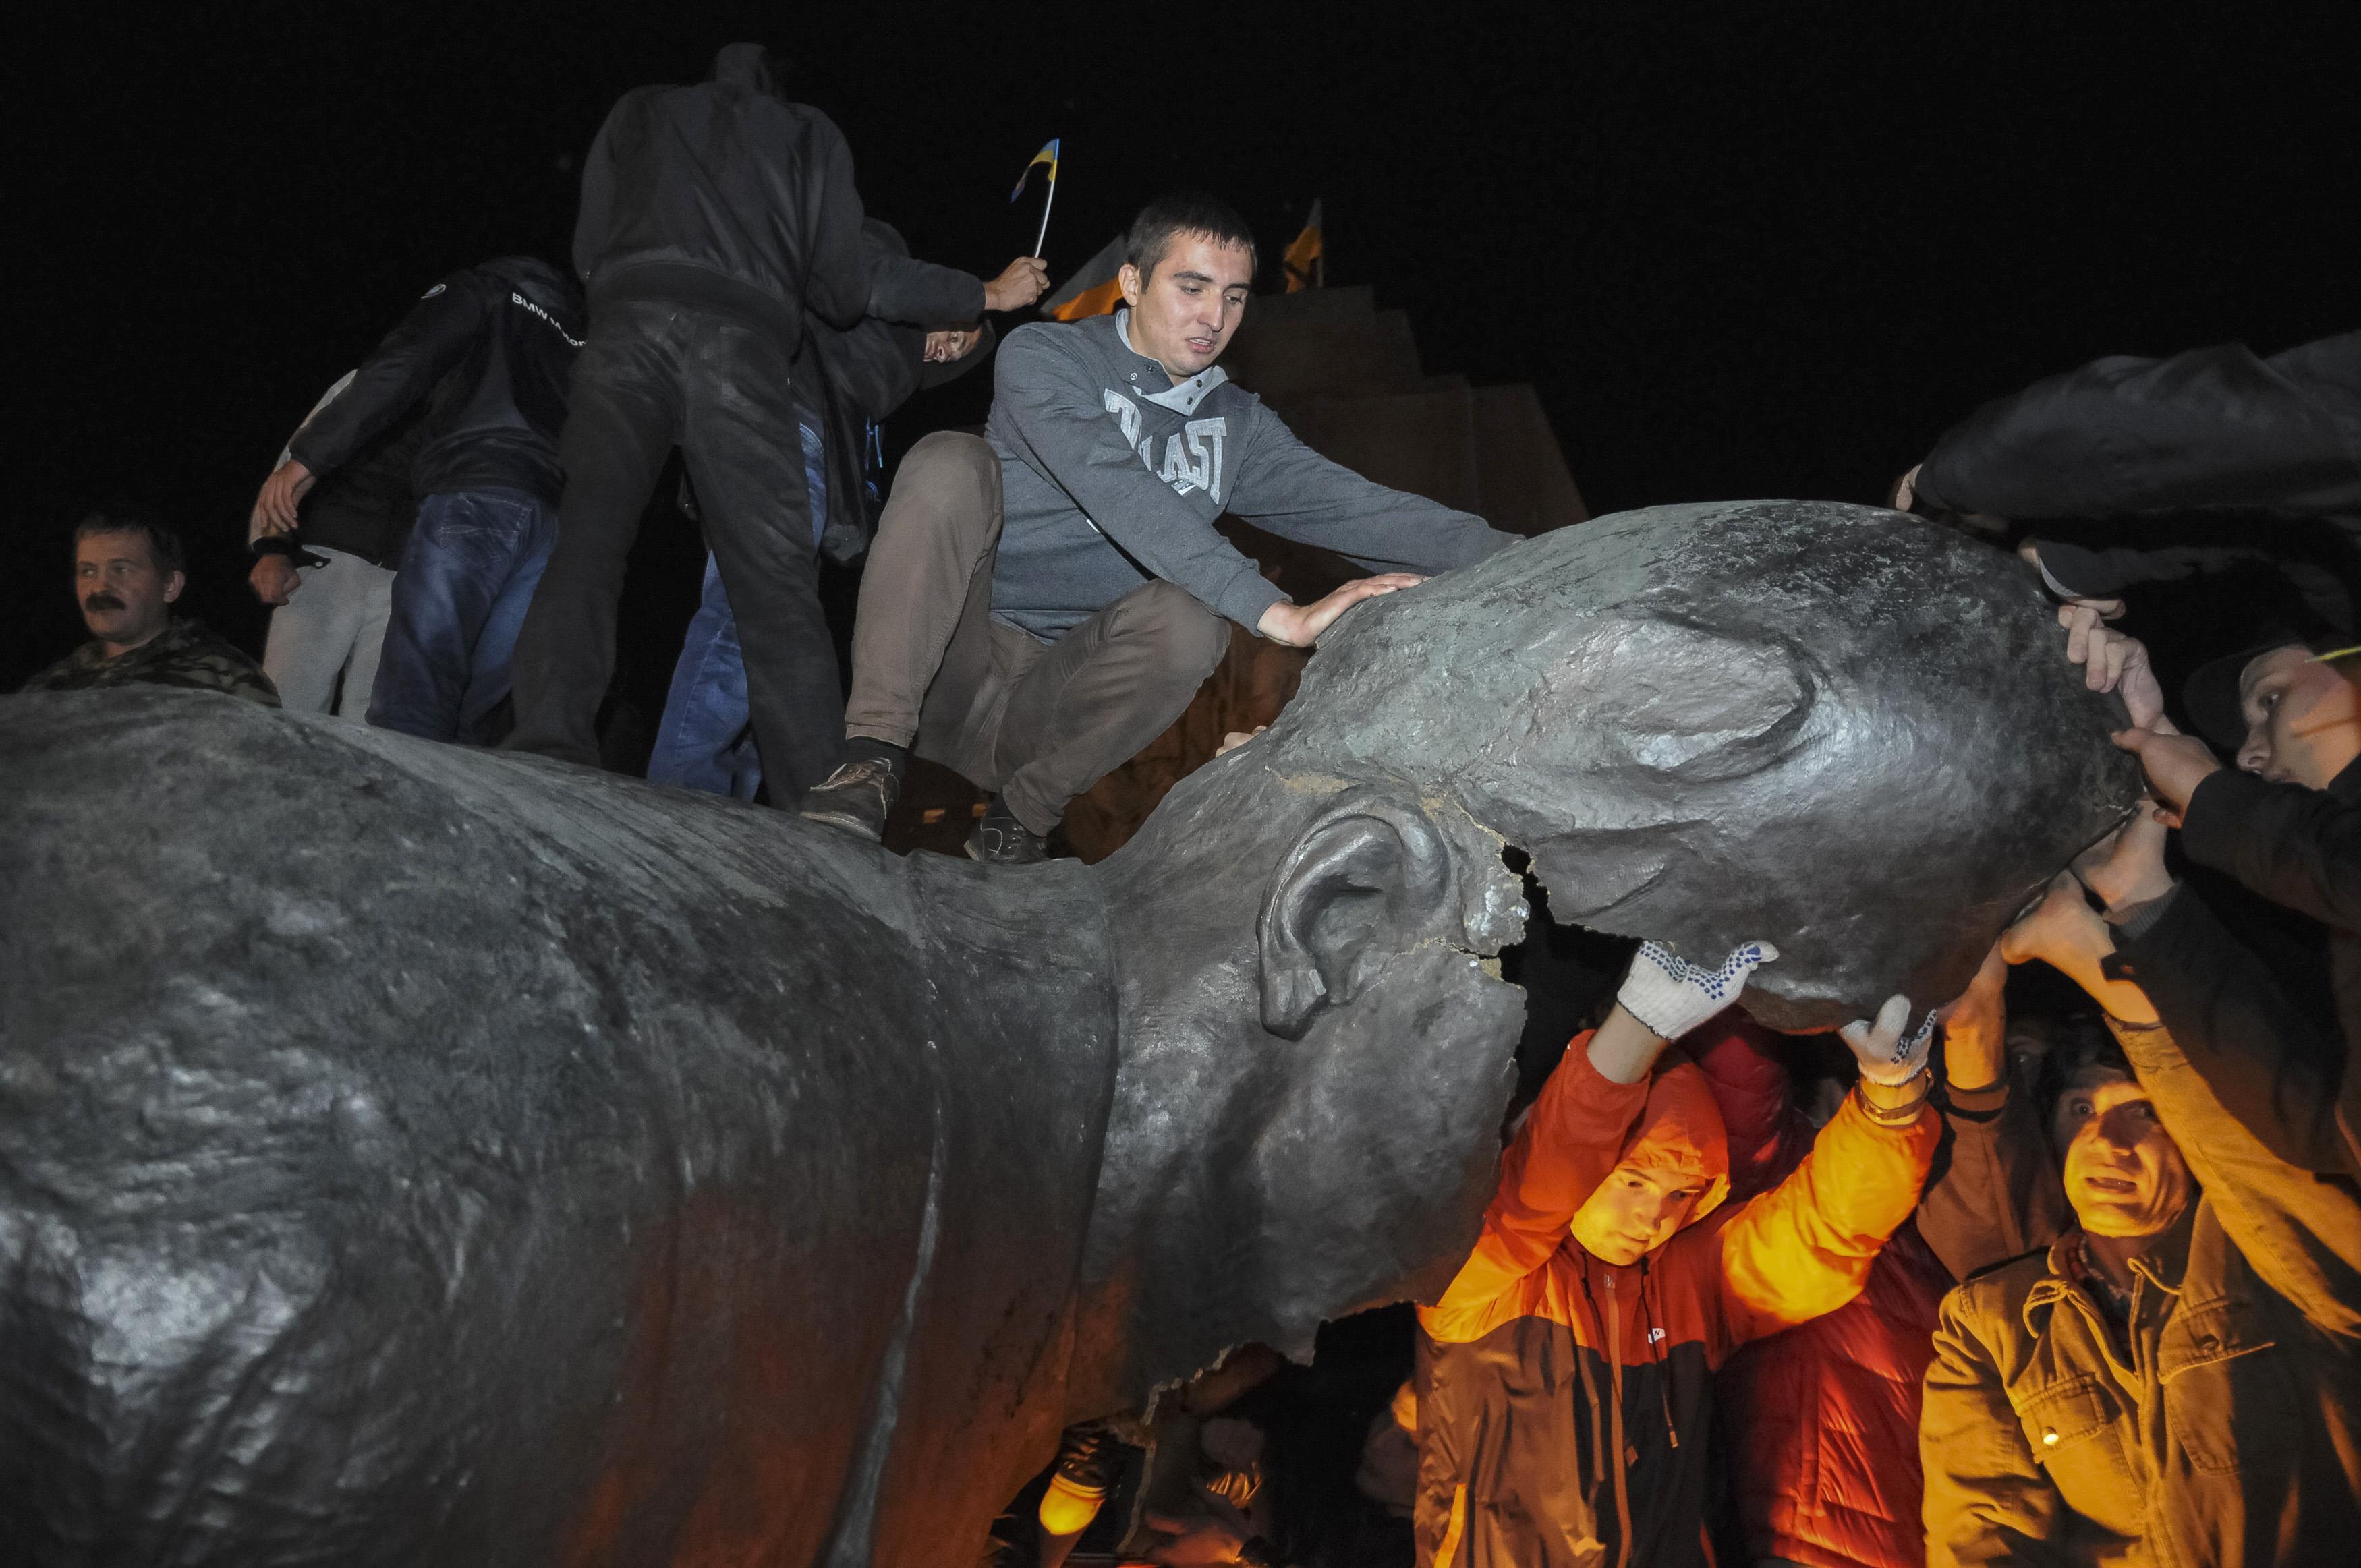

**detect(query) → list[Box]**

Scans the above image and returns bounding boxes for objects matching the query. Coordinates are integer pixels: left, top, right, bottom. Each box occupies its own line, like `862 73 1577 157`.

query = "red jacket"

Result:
1693 1024 1954 1568
1415 1033 1938 1568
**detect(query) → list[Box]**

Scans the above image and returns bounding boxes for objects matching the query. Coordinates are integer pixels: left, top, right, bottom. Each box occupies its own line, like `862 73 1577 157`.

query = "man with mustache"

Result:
19 506 277 705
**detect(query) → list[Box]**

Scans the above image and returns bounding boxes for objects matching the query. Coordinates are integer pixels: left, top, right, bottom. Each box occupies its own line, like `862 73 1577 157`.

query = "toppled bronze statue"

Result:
0 502 2136 1565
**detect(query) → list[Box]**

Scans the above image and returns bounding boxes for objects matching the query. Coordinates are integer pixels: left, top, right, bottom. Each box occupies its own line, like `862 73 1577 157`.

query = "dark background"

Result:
11 0 2358 690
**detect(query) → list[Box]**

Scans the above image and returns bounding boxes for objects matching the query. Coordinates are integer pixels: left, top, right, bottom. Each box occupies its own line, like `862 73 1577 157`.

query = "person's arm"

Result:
287 274 490 481
2012 854 2361 1334
1224 405 1516 577
2077 803 2356 1175
863 245 986 327
1915 948 2070 1281
2179 766 2361 933
1913 331 2361 521
1715 1073 1942 1342
1416 1026 1652 1341
795 109 871 334
990 326 1290 631
1919 1285 2072 1567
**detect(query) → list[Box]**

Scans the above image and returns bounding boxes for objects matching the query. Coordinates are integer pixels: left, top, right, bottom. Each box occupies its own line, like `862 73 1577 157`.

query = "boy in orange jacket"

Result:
1417 942 1942 1568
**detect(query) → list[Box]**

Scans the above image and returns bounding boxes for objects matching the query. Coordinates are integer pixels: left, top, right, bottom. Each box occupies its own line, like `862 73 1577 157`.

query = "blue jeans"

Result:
368 488 557 743
647 423 827 798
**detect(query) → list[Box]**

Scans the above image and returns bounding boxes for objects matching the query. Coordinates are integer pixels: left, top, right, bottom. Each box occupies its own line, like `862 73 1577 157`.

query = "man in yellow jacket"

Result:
1921 808 2361 1566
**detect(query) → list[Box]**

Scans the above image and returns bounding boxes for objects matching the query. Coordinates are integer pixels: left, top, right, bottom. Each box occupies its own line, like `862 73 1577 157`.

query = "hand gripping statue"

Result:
0 502 2138 1566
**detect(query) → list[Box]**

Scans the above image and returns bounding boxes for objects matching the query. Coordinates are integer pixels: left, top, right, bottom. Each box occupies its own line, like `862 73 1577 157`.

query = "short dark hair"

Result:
1126 192 1259 281
74 504 185 579
2032 1013 2133 1129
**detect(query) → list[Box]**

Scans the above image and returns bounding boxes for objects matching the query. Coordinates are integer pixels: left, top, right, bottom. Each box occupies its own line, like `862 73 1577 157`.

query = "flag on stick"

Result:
1011 138 1061 257
1041 234 1127 322
1282 200 1324 292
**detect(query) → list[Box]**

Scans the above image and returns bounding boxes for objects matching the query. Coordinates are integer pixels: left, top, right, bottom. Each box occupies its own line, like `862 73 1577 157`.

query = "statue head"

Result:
1088 501 2140 1397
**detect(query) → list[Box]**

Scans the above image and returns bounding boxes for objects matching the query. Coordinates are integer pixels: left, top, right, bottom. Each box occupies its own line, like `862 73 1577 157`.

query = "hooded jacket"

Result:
985 311 1512 640
1415 1034 1938 1568
1695 1023 2062 1568
1921 1017 2361 1567
287 258 583 508
573 44 871 353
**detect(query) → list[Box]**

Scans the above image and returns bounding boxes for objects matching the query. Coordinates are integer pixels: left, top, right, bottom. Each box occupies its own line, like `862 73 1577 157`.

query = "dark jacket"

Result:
573 43 871 352
20 618 279 707
287 258 583 509
1921 1018 2361 1567
2119 759 2361 1178
1912 330 2361 620
797 224 994 562
1415 1038 1937 1568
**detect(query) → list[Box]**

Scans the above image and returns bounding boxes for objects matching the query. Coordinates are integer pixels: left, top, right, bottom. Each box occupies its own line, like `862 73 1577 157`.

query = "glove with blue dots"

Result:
1839 995 1937 1086
1616 939 1780 1041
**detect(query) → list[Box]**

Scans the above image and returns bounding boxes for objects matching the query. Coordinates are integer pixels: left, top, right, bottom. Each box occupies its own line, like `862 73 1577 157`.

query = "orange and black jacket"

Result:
1415 1033 1939 1568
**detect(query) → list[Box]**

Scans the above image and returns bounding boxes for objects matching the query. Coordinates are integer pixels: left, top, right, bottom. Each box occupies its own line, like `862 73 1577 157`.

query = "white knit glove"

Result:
1839 995 1937 1086
1616 939 1780 1040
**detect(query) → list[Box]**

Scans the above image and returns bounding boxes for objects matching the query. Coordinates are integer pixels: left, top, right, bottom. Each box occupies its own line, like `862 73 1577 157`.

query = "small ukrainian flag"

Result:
1011 139 1060 201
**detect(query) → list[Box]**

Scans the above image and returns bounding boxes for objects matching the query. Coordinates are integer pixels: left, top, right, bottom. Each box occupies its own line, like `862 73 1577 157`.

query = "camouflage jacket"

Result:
18 617 280 707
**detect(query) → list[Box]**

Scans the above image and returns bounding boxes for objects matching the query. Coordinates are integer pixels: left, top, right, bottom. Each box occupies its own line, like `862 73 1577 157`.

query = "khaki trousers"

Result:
845 432 1229 835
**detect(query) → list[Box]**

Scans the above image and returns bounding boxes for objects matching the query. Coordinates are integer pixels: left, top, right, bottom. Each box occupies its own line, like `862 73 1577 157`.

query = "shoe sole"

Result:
801 807 884 842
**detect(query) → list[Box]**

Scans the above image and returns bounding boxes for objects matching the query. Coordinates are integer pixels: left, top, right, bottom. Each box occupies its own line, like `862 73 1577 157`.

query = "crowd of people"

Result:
13 34 2361 1568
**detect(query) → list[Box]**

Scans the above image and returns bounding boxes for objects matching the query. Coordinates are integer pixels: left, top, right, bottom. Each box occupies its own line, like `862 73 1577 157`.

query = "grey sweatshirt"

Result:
984 311 1514 639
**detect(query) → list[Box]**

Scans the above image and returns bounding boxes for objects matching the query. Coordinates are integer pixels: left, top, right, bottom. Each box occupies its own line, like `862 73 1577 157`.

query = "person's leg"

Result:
368 492 538 742
843 432 1004 749
986 580 1231 836
457 492 559 743
648 554 760 797
679 316 840 802
339 558 397 719
260 546 367 714
506 303 683 765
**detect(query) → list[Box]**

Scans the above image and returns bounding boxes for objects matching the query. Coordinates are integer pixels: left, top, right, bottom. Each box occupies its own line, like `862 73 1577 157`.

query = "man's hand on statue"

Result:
923 326 984 364
249 554 302 606
983 256 1051 312
1935 942 2008 1092
2063 610 2167 730
2074 802 2175 912
1997 867 2161 1024
1999 871 2105 972
2110 728 2221 826
1216 726 1268 758
254 459 315 535
1257 574 1426 647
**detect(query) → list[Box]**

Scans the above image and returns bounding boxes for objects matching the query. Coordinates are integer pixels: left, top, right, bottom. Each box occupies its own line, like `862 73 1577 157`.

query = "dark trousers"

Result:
845 432 1229 835
507 299 843 798
368 488 554 743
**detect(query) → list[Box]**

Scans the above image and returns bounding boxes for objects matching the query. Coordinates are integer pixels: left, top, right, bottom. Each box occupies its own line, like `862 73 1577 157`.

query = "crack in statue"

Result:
0 503 2138 1566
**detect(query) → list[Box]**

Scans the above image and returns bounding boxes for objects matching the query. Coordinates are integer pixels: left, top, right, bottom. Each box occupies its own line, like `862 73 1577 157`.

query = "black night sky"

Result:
12 1 2358 691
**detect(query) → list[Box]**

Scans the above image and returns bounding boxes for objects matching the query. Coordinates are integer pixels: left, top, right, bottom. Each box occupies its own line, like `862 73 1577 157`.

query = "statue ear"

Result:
1258 792 1456 1040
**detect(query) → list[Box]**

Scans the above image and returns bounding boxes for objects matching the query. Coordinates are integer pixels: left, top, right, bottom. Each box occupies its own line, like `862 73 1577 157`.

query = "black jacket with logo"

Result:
573 43 872 352
289 258 584 508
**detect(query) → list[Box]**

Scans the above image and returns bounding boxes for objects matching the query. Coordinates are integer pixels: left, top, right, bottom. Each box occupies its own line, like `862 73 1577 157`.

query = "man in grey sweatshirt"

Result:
803 192 1514 862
